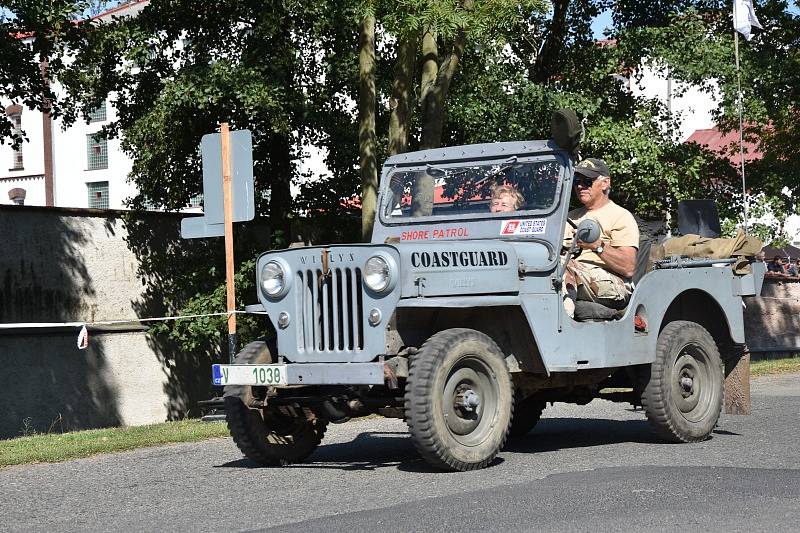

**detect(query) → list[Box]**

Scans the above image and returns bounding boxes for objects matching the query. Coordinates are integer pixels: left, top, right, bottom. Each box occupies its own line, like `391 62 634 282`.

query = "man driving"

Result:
563 158 639 317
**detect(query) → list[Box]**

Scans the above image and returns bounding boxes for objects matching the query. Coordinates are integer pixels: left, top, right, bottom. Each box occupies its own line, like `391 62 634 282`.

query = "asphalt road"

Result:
2 374 799 533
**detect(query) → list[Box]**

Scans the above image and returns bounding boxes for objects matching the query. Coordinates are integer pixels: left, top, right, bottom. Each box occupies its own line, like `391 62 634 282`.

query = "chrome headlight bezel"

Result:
363 253 398 294
260 259 292 300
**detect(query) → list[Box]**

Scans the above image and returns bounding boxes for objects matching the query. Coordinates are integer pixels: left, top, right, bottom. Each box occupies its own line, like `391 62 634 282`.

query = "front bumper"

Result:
211 361 385 387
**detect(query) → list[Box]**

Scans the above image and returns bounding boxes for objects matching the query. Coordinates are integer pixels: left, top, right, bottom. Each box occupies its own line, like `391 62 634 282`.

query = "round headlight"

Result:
261 261 287 297
364 256 391 292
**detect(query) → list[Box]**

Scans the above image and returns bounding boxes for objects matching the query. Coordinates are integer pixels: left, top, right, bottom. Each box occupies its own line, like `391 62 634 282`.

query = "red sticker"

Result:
501 220 520 235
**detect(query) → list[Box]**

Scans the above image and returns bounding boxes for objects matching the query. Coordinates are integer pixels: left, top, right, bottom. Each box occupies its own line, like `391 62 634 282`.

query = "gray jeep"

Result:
214 138 765 471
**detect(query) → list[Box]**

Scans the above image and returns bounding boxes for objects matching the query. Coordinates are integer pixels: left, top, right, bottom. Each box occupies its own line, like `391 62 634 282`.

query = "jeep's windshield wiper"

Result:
473 156 518 187
425 164 468 178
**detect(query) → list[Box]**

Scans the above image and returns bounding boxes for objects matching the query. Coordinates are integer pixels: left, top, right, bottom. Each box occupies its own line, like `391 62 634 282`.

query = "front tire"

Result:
405 328 514 471
642 321 723 443
224 340 327 466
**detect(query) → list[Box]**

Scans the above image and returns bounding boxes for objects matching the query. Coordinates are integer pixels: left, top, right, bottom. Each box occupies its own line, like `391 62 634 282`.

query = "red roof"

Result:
685 127 763 164
90 0 149 22
9 0 148 40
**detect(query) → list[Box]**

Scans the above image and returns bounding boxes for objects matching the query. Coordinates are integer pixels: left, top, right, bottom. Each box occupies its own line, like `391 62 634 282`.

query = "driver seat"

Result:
572 239 652 322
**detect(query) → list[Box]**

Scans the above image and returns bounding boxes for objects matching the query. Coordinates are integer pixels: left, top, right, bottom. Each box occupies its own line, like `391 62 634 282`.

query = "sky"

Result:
591 9 614 39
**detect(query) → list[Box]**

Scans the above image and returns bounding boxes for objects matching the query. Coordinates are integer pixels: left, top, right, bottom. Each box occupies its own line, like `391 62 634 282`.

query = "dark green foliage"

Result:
3 1 797 395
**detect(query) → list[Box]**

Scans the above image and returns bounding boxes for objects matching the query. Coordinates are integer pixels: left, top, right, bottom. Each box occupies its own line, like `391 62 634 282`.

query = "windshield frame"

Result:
377 153 568 227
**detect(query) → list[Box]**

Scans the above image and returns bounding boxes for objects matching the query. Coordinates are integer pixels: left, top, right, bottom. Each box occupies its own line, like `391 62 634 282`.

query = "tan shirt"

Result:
565 200 640 272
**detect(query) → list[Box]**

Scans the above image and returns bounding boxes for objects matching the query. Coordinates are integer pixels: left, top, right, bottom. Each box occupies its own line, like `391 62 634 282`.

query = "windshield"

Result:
383 159 562 220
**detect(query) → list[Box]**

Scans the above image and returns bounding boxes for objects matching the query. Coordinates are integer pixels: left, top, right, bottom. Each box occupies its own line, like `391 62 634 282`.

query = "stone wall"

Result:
744 277 800 357
0 205 272 439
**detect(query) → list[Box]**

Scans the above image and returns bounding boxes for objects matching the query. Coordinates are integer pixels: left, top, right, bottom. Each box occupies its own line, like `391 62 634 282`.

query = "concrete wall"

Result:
0 205 250 438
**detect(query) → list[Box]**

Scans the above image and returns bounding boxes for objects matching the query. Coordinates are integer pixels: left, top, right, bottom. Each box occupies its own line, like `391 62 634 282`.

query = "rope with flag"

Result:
732 0 763 234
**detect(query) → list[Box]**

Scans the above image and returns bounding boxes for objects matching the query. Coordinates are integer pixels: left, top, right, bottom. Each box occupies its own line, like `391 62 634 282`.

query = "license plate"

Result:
212 364 288 386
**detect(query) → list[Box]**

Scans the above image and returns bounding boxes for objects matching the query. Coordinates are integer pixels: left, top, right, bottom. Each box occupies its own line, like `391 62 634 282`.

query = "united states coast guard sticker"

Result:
500 219 547 236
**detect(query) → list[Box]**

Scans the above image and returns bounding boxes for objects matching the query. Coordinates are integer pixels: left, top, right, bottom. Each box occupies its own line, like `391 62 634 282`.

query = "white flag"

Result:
733 0 763 41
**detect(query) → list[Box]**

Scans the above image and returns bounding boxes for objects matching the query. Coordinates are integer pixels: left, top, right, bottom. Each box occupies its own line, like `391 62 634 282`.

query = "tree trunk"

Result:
267 132 293 247
419 30 440 151
358 14 377 242
419 30 467 150
532 0 571 83
388 34 418 156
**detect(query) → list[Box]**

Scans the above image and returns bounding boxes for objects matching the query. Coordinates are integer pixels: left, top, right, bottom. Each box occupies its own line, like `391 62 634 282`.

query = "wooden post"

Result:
221 123 237 363
724 345 751 415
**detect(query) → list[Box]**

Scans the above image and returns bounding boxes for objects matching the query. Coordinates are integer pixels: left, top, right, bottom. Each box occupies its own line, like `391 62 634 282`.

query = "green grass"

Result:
750 357 800 377
0 419 230 468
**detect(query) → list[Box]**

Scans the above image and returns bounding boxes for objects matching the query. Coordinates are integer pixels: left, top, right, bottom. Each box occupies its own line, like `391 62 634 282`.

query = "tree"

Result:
436 0 799 235
0 1 87 143
359 6 378 241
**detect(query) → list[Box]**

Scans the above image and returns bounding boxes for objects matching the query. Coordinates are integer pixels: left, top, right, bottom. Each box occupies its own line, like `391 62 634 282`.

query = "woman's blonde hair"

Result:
491 184 524 209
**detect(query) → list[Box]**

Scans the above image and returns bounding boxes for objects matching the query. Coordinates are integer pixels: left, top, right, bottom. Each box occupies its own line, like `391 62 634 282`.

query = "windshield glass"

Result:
383 159 562 220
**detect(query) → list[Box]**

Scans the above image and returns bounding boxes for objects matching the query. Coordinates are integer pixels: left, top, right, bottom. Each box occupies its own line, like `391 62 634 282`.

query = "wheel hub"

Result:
440 357 500 445
679 374 694 396
455 389 481 412
671 346 713 422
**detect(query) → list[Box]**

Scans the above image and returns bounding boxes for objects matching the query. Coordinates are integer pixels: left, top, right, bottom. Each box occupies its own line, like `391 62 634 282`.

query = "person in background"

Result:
786 258 799 277
767 256 787 276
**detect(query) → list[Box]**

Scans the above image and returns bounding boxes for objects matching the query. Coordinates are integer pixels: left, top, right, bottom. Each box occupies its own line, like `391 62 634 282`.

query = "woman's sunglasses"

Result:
574 175 598 188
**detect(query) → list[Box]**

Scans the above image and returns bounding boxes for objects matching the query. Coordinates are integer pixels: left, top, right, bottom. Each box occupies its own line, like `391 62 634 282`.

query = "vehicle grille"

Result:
296 267 364 352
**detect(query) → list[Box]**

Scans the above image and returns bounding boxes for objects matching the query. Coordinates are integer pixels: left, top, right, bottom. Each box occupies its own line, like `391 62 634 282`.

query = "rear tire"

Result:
224 340 327 466
405 328 514 471
642 321 723 443
508 393 545 438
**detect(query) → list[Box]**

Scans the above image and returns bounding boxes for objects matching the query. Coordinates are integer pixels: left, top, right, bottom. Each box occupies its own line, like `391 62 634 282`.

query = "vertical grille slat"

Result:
305 269 315 351
312 269 321 349
331 269 341 350
296 270 305 352
343 270 353 350
321 269 329 350
354 268 364 350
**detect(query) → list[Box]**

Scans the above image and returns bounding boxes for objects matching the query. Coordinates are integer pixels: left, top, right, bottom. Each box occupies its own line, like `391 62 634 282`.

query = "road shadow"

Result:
504 417 664 453
215 416 698 472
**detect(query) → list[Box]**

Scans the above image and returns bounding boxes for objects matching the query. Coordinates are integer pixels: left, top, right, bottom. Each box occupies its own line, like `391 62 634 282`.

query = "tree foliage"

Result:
3 0 798 374
0 1 91 144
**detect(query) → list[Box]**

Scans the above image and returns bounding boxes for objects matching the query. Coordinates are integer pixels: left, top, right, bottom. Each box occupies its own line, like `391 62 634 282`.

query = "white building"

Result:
0 1 146 209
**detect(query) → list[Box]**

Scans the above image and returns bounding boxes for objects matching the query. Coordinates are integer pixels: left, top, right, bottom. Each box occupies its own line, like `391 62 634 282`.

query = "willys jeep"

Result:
214 121 766 472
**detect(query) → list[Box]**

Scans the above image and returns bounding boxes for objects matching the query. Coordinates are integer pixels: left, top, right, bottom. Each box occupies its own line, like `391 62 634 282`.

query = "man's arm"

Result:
578 239 637 279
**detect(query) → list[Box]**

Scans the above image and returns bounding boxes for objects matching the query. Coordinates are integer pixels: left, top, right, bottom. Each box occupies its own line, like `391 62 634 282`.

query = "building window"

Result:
88 102 107 123
189 193 203 208
87 181 109 209
10 113 23 170
86 133 108 170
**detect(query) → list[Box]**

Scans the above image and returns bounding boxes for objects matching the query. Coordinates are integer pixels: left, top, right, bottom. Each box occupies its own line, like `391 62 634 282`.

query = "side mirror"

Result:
555 218 603 285
576 219 602 244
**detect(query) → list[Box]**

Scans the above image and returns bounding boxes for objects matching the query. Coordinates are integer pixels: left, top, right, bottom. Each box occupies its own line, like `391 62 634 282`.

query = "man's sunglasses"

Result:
574 175 599 188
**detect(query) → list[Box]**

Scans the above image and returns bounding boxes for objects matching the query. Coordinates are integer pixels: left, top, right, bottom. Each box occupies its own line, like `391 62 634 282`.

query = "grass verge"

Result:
0 419 229 468
750 357 800 377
